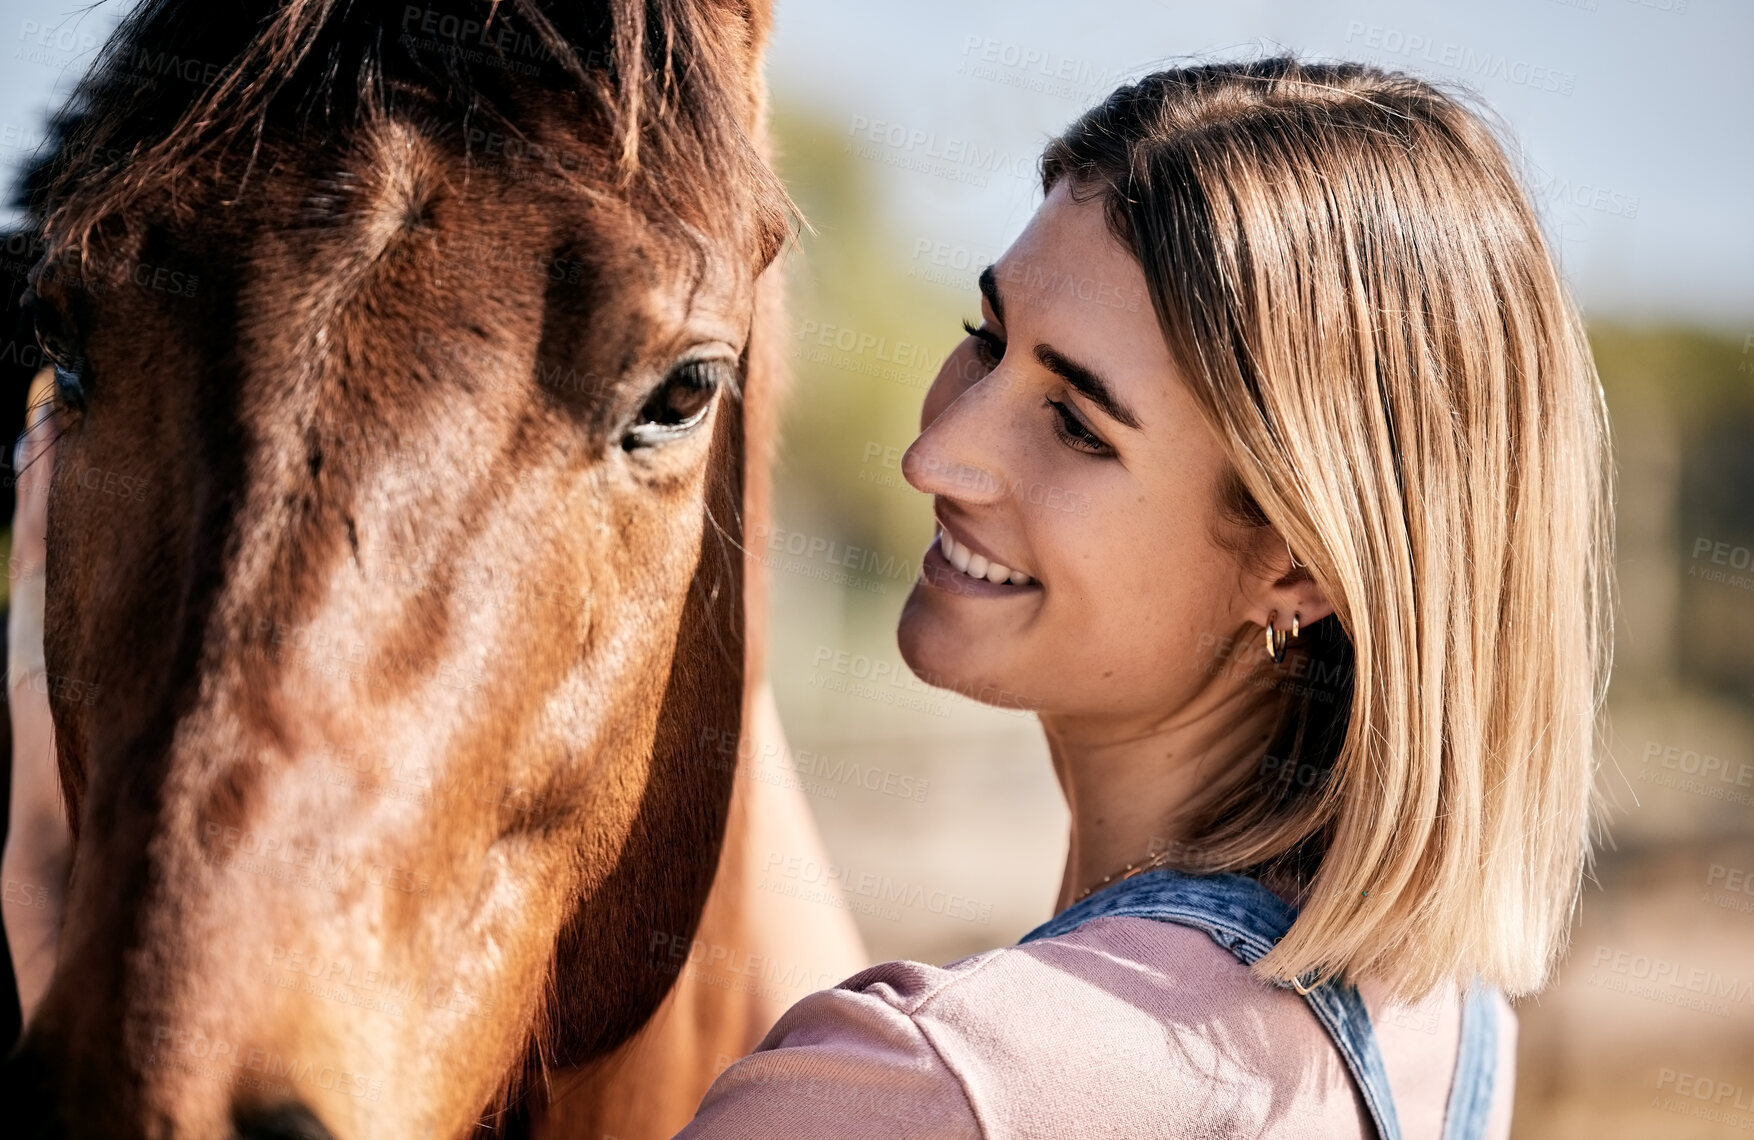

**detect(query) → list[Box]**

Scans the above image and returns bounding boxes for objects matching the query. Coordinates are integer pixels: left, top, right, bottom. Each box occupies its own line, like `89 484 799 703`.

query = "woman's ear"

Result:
1247 532 1336 632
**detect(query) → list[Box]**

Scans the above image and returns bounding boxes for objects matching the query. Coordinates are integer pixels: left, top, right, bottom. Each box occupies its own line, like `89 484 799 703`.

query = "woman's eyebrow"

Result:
1034 344 1143 430
981 263 1142 430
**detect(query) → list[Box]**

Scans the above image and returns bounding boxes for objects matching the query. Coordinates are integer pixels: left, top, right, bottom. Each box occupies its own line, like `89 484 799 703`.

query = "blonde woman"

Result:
673 57 1614 1138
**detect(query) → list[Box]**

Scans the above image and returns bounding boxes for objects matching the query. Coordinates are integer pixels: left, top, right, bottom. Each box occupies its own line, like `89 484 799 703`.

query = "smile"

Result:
936 527 1035 586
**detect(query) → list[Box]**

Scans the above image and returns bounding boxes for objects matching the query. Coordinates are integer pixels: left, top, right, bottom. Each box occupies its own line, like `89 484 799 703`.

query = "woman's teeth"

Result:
939 529 1034 586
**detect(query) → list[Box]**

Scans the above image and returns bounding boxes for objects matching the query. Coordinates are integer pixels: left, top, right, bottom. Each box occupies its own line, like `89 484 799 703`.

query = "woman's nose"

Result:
900 440 1004 501
901 376 1015 505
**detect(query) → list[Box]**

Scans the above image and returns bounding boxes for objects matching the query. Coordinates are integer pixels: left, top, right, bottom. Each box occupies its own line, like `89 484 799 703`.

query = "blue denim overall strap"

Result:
1019 868 1404 1140
1440 977 1499 1140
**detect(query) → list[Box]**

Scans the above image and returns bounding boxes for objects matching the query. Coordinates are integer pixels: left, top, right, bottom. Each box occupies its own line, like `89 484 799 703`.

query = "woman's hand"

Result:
2 379 70 1029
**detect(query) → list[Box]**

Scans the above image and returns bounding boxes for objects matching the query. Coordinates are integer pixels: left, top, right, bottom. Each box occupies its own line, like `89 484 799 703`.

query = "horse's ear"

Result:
707 0 774 58
694 0 775 134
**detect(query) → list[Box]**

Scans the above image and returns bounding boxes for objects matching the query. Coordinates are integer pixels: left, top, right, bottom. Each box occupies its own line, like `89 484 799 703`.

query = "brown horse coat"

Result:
2 0 865 1136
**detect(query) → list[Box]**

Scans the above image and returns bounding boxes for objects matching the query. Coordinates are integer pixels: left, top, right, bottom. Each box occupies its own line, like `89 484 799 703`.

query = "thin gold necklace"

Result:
1071 848 1177 904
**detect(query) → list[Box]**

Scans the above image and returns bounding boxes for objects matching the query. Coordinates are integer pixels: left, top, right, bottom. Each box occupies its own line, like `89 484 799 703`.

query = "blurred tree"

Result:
768 102 965 631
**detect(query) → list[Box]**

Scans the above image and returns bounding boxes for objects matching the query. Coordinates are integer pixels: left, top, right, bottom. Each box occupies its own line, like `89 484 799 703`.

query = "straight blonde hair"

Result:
1042 57 1615 1003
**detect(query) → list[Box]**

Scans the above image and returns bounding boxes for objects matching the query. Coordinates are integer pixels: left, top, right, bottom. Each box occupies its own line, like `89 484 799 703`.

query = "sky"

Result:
2 0 1748 327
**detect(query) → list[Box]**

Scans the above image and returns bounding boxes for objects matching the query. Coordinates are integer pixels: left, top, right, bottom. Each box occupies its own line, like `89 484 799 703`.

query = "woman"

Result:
670 58 1613 1138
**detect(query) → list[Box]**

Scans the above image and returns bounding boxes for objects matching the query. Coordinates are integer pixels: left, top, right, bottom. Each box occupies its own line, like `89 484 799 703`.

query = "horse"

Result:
0 0 865 1135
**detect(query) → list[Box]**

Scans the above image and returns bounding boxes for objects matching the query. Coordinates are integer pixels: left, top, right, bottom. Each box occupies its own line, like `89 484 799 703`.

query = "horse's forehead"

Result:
189 126 754 367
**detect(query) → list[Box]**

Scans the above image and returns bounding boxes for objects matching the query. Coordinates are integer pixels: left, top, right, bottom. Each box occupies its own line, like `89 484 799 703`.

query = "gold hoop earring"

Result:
1265 610 1291 663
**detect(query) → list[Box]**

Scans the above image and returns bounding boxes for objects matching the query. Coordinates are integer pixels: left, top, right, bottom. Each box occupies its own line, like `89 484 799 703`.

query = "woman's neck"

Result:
1041 676 1285 913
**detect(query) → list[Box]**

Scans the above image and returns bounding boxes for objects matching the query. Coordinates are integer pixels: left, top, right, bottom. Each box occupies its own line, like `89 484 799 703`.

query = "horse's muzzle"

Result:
0 1046 336 1140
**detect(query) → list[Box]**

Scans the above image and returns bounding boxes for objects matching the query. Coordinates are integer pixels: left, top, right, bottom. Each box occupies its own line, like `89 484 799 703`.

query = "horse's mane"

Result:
21 0 795 271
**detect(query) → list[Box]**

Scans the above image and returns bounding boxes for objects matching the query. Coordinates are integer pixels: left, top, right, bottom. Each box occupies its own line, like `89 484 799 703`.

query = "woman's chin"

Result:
896 585 1029 710
896 587 970 686
896 584 947 678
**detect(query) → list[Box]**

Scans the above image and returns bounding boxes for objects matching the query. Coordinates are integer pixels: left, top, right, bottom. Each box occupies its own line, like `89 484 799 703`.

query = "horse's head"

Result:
7 1 788 1135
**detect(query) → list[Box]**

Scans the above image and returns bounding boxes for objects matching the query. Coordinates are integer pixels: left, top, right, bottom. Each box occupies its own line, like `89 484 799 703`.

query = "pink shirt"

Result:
674 915 1516 1138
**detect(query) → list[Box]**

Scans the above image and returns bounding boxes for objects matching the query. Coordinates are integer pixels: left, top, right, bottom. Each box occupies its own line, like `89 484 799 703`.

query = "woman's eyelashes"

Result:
960 317 1115 458
1045 397 1113 456
962 317 1004 368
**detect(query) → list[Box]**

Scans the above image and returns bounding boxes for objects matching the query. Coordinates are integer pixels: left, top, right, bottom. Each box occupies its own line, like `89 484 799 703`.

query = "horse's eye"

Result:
52 361 87 412
623 359 729 449
24 292 87 413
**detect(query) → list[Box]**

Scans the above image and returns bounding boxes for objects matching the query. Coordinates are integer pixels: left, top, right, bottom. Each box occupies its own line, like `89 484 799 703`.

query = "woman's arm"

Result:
2 378 70 1029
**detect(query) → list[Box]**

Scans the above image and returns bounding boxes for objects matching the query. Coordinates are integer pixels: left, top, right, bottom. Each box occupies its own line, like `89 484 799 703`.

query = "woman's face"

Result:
897 181 1281 720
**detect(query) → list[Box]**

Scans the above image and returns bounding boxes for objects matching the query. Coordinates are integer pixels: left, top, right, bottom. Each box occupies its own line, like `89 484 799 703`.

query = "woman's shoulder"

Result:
676 915 1380 1139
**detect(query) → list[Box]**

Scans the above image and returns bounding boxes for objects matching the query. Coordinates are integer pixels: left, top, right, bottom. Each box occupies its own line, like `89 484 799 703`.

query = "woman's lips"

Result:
920 531 1043 598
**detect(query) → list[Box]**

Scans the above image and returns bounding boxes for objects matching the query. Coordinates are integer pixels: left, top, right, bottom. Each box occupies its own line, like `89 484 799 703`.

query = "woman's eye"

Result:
623 359 728 449
1045 397 1112 456
961 318 1004 369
